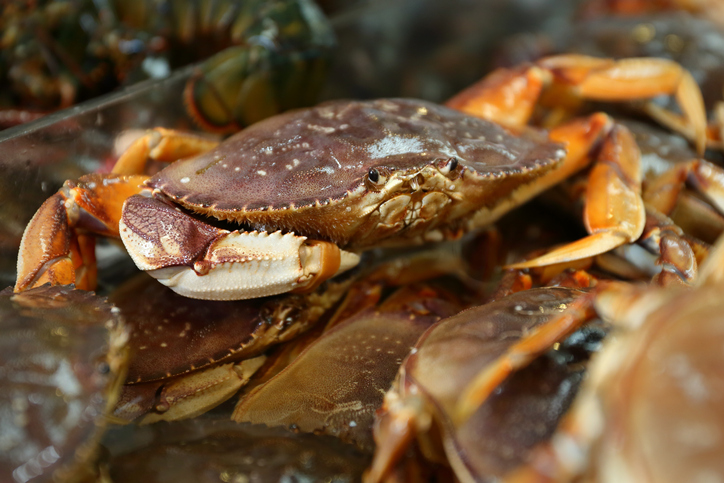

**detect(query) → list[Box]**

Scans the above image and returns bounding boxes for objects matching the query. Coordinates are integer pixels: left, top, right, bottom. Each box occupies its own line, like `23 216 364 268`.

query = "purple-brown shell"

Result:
232 285 462 452
150 98 563 213
111 273 349 384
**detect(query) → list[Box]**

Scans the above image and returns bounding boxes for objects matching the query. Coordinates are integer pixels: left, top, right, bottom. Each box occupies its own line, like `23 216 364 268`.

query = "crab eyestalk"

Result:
119 194 359 300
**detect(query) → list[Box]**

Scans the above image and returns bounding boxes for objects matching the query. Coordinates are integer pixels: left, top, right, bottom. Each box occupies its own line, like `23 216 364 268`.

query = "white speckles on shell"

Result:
180 177 191 184
257 170 267 176
307 124 337 134
367 135 425 159
286 158 301 170
378 100 400 111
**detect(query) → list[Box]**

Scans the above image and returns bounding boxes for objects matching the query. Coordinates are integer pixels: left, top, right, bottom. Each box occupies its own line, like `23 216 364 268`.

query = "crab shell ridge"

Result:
149 99 565 249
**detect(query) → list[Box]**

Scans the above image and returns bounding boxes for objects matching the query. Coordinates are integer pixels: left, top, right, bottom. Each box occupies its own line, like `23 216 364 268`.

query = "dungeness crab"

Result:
14 55 724 300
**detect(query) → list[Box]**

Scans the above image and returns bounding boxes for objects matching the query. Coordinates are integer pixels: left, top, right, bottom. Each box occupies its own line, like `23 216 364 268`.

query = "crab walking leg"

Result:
448 55 707 154
454 290 599 426
636 209 703 286
444 63 547 128
546 56 705 154
644 158 724 216
642 100 724 152
119 195 359 300
112 127 220 175
506 121 646 269
15 174 148 292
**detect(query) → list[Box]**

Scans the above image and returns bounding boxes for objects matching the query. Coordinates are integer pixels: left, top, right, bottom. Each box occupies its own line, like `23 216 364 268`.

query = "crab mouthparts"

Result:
119 195 359 300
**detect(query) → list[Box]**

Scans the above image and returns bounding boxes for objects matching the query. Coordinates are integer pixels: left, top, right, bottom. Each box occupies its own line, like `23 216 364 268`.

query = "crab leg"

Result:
111 127 220 175
454 290 599 425
15 174 148 292
446 55 709 268
448 54 707 153
119 195 359 300
644 158 724 216
635 209 703 286
508 121 646 269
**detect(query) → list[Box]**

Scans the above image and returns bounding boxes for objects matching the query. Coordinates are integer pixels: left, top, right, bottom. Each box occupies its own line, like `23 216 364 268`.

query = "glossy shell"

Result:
110 273 352 423
233 285 462 451
369 287 590 481
586 282 724 482
0 285 128 483
112 274 350 385
150 99 565 247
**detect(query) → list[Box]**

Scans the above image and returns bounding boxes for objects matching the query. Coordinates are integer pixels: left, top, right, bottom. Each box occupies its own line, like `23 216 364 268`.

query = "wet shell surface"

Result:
0 285 128 483
149 99 565 248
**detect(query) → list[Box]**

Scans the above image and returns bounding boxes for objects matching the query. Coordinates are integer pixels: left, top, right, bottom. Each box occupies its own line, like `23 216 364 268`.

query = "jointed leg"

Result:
15 174 148 292
507 121 646 269
112 127 220 175
448 55 707 154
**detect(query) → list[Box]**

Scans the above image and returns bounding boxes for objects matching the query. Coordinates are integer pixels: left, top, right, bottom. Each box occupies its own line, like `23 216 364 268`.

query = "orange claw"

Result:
15 174 147 292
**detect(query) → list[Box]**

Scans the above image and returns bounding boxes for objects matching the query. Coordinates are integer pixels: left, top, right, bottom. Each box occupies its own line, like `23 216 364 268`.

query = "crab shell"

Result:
146 98 565 249
118 99 565 300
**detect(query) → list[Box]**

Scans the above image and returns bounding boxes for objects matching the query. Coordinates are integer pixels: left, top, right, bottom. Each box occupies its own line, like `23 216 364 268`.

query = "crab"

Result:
14 54 724 300
109 240 473 425
109 269 355 425
365 212 724 482
232 282 465 452
500 235 724 483
364 283 602 482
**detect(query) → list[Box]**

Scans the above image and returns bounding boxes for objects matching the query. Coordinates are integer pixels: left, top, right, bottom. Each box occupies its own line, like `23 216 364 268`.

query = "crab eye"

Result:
439 157 459 175
367 168 387 187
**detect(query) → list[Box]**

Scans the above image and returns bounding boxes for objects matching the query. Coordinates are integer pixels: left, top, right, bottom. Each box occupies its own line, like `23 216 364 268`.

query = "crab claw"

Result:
119 195 359 300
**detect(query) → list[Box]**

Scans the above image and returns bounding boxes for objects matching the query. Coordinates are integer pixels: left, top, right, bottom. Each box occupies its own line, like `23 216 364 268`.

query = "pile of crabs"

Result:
4 7 724 483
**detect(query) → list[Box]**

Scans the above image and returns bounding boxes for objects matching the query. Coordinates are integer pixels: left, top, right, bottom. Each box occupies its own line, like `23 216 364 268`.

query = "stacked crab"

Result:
7 8 724 483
